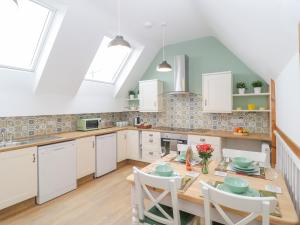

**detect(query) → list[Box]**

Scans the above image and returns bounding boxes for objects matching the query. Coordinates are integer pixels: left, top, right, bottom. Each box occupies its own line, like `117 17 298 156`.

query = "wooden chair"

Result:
200 181 277 225
222 148 268 167
133 167 196 225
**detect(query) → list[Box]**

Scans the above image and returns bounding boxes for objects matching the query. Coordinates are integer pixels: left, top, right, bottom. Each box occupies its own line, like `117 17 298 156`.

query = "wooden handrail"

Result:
275 127 300 159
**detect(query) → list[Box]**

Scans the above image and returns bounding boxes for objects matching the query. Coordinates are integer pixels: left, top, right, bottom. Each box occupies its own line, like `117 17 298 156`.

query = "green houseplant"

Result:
128 90 136 100
236 82 247 94
251 80 263 94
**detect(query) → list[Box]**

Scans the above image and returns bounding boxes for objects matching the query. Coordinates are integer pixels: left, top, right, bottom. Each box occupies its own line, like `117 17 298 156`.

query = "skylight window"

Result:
0 0 53 71
85 36 132 84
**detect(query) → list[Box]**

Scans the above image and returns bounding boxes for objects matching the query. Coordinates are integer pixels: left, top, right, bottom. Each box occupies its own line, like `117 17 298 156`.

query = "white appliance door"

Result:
37 141 77 204
95 133 117 177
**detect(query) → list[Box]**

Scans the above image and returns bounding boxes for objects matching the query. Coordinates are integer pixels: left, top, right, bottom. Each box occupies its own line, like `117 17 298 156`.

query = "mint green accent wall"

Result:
140 36 269 94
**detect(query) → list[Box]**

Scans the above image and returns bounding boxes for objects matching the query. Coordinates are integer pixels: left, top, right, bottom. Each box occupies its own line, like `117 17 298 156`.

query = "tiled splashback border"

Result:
0 113 124 139
126 94 270 134
0 94 270 139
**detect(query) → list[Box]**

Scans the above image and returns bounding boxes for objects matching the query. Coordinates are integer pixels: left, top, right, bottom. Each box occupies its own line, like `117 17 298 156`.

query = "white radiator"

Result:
275 131 300 218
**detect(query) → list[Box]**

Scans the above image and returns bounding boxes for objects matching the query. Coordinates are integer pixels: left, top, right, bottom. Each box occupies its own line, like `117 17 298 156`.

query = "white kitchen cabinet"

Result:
139 79 164 112
76 136 96 179
117 131 127 162
126 130 140 160
117 130 140 161
202 71 232 113
0 147 37 210
188 135 222 160
141 131 161 163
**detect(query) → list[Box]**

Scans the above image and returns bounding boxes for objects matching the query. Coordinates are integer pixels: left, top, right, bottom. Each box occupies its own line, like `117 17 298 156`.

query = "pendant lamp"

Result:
157 23 172 72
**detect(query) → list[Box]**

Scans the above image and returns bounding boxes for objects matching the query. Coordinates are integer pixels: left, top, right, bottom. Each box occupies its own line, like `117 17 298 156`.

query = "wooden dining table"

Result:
126 154 299 225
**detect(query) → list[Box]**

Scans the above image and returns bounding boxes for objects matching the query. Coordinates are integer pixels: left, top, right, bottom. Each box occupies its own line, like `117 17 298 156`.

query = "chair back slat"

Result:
222 148 267 167
201 181 277 225
133 167 181 225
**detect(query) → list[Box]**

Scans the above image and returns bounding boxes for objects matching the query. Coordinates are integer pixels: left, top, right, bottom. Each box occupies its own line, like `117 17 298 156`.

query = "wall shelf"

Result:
233 93 270 97
232 109 271 112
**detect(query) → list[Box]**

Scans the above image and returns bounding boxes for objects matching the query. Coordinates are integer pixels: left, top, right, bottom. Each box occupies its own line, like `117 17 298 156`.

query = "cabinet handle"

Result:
149 152 153 155
205 99 207 106
124 134 127 140
93 141 95 148
149 139 153 143
149 134 153 137
200 138 206 142
32 153 36 163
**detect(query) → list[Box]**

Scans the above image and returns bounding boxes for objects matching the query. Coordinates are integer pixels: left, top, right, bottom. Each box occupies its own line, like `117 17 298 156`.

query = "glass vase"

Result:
202 158 209 174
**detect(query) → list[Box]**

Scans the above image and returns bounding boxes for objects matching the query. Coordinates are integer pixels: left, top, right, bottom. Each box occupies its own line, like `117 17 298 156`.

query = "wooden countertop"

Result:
126 155 299 225
0 126 271 153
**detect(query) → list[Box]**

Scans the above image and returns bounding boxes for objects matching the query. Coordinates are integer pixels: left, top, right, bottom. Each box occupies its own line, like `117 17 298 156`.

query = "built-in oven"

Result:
161 133 188 156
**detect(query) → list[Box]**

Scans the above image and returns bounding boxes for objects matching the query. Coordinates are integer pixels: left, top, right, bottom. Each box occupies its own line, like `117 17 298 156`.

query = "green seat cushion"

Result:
142 204 195 225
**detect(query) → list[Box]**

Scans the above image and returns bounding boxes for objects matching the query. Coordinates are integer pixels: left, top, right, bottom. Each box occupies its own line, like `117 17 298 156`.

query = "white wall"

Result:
276 53 300 146
0 68 126 116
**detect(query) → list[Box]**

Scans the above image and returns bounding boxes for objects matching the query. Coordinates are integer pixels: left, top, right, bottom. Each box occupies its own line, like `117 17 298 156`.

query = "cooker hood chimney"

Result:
168 55 189 95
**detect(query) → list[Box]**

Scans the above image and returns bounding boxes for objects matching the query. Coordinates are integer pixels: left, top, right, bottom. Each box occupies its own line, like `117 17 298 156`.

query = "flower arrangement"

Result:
196 144 214 174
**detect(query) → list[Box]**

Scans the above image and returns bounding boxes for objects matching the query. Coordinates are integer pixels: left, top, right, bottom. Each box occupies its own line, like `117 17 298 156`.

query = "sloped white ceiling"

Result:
34 0 300 96
34 0 212 96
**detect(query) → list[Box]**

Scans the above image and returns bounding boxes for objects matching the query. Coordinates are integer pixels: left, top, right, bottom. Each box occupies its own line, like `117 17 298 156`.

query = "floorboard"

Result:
0 165 134 225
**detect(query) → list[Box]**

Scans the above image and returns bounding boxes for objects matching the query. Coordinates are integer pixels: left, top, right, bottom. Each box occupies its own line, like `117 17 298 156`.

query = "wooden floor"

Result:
0 165 134 225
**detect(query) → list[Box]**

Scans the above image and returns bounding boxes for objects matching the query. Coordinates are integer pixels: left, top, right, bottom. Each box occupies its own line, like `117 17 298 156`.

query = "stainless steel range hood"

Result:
168 55 190 95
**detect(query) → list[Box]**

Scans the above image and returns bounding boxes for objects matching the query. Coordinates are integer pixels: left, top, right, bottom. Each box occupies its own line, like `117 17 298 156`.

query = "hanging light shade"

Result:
109 0 131 49
157 60 172 72
157 23 172 72
108 35 131 49
12 0 18 6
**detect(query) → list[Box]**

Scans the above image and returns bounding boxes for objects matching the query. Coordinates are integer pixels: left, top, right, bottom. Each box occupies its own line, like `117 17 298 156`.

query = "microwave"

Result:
77 118 101 131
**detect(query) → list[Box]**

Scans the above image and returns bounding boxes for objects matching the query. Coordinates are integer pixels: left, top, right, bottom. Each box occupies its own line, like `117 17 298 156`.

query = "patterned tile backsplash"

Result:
126 94 270 134
0 113 124 139
0 94 270 139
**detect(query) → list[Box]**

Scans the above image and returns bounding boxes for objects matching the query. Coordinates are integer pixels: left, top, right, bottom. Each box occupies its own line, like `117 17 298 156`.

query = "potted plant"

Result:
196 144 214 174
236 82 246 94
128 90 135 100
251 80 263 94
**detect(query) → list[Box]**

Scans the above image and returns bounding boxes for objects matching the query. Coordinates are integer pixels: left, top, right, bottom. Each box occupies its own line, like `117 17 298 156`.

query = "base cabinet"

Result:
117 130 140 161
76 136 96 179
0 147 37 210
141 131 161 163
188 135 222 160
117 131 127 162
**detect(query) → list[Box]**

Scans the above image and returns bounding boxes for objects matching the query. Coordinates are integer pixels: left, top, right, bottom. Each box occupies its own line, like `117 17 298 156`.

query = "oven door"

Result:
161 138 187 156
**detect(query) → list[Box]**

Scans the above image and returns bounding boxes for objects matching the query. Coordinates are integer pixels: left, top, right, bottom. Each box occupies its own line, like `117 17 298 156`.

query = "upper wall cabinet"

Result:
139 79 164 112
202 71 232 113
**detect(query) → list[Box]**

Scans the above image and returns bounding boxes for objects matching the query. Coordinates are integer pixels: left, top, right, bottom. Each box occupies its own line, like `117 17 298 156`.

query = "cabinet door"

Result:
117 131 127 162
139 80 163 112
188 135 222 160
76 136 96 179
126 130 140 160
0 147 37 210
202 71 232 113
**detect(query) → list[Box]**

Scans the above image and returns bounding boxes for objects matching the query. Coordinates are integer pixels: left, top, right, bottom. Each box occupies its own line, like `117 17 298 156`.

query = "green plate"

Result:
217 184 260 197
232 163 256 171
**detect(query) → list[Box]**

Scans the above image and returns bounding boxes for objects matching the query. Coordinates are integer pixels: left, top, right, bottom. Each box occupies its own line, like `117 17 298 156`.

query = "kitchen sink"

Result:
0 135 65 148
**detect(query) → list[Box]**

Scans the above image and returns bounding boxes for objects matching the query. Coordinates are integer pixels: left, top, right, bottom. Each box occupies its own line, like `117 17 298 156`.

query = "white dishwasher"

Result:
37 141 77 204
95 133 117 177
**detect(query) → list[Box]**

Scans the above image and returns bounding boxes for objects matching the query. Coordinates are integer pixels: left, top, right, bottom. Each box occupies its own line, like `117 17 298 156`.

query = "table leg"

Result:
131 185 139 225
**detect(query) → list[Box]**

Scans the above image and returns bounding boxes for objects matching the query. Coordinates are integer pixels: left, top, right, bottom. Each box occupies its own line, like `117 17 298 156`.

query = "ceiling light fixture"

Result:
157 23 172 72
108 0 131 49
